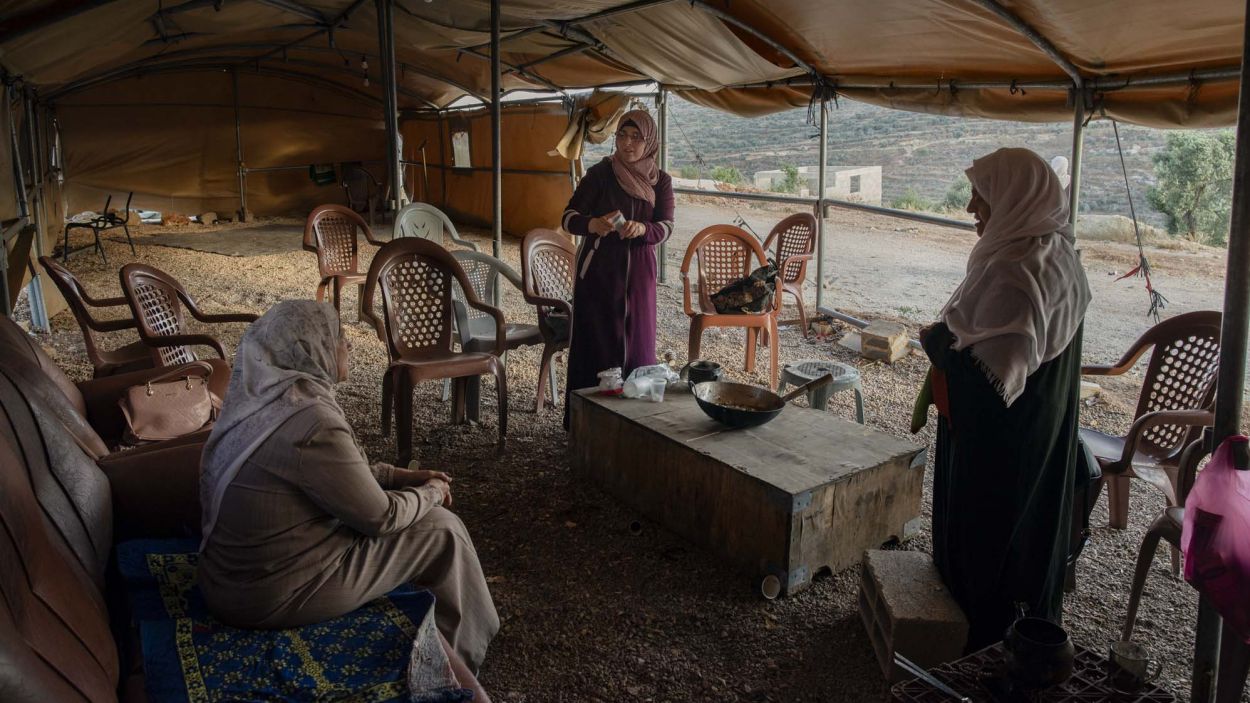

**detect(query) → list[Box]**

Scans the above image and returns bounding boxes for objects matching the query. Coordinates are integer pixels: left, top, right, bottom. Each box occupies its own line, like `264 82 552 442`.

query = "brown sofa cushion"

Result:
0 316 87 417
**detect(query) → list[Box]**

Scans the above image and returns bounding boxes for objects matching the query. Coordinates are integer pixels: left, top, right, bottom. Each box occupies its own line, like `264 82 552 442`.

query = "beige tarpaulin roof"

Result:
0 0 1243 125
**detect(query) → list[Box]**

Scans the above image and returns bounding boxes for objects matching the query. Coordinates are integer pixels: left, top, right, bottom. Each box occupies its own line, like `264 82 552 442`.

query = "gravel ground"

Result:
22 202 1248 702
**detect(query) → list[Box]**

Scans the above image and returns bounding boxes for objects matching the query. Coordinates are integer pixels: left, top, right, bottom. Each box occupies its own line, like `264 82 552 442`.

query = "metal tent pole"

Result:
1068 90 1085 228
657 87 668 284
815 99 828 311
23 90 48 331
232 68 248 220
1194 4 1250 700
377 0 403 215
490 0 503 285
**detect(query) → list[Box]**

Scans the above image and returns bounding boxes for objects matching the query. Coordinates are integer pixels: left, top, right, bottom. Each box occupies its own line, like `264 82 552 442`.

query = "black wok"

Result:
692 373 834 429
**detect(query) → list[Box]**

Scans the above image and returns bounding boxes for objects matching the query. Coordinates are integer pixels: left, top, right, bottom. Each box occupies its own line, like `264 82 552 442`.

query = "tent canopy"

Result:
0 0 1243 126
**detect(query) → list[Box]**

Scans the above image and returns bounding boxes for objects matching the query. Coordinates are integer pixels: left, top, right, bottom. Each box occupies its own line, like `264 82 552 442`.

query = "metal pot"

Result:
681 359 725 386
692 373 833 429
1003 606 1075 690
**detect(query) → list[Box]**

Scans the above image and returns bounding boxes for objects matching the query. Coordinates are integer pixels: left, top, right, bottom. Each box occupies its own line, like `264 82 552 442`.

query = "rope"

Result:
1111 119 1168 321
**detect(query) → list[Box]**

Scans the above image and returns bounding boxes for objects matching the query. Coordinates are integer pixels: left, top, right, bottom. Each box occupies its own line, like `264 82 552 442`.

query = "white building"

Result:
752 165 882 205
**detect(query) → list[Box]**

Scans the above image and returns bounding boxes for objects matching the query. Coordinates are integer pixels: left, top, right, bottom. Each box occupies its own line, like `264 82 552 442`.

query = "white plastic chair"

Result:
393 202 478 251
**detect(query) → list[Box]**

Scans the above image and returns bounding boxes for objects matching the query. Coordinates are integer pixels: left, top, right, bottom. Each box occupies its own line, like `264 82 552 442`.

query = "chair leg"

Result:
794 291 809 338
62 226 70 263
381 369 393 437
315 280 329 302
441 378 452 403
396 374 414 465
451 378 468 424
688 322 703 362
94 227 108 266
768 318 779 391
1107 474 1131 529
331 278 343 316
1122 517 1167 641
549 368 558 409
496 367 507 450
356 283 366 323
123 224 136 255
536 342 557 410
745 327 757 373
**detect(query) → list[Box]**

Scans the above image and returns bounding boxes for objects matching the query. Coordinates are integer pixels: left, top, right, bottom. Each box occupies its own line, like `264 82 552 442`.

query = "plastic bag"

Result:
621 364 679 402
596 367 623 395
1182 435 1250 644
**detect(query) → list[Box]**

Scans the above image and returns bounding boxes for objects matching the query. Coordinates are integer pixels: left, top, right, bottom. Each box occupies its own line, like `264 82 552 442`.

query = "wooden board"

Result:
570 388 926 595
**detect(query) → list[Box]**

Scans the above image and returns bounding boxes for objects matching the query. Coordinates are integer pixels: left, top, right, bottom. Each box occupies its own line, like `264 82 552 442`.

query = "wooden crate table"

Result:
569 387 926 595
890 643 1176 702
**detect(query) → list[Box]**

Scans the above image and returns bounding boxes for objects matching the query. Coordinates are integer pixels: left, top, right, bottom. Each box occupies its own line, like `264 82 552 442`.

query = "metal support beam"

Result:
968 0 1083 89
458 47 566 94
1195 3 1250 700
689 0 817 76
23 90 49 331
1068 90 1085 227
491 0 503 284
657 87 668 284
815 99 828 310
463 0 680 53
232 68 248 220
254 0 329 25
376 0 404 212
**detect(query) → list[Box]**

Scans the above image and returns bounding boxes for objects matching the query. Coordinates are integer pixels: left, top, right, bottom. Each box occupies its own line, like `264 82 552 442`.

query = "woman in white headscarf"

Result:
918 148 1091 650
197 300 498 672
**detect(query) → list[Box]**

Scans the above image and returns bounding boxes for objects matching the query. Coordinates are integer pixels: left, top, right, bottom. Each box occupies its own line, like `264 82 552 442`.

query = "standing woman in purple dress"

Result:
560 109 675 428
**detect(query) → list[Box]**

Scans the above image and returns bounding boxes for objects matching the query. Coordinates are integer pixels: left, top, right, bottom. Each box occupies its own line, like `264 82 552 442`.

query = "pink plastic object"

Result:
1182 434 1250 643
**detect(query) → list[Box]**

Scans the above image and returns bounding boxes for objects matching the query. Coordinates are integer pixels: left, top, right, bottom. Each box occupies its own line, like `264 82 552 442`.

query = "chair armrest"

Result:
87 316 139 333
81 293 128 308
778 253 813 275
362 227 387 247
1081 364 1126 376
142 333 228 360
524 294 572 320
467 299 507 356
97 430 210 539
681 272 697 317
1118 408 1216 468
188 311 259 325
1082 337 1155 376
449 234 479 252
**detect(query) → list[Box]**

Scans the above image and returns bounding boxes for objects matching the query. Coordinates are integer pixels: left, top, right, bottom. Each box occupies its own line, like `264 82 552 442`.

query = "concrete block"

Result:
861 321 908 363
858 549 968 682
161 212 190 226
198 211 217 225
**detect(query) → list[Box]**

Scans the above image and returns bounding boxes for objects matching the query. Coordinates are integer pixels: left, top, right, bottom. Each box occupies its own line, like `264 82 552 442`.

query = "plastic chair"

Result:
363 237 506 465
1079 310 1221 530
393 202 479 251
62 192 136 264
520 229 574 410
39 256 152 378
119 263 259 368
1122 435 1208 641
681 224 781 390
761 213 817 337
304 204 385 321
342 164 384 227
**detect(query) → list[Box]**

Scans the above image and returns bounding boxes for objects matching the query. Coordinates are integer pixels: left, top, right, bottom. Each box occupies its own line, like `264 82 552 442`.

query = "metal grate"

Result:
1141 333 1220 453
315 213 358 275
775 221 815 283
133 281 195 366
383 258 450 354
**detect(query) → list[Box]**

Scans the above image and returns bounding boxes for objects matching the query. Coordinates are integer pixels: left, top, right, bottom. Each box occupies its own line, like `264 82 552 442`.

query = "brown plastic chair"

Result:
119 263 259 368
761 213 817 337
520 229 575 411
341 164 386 227
363 237 506 464
681 224 781 390
1121 434 1208 641
39 256 152 378
1079 310 1221 530
304 204 385 320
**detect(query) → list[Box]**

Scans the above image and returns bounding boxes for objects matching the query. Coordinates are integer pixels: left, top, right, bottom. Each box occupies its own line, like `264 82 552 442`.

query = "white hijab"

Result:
941 148 1091 407
199 300 344 547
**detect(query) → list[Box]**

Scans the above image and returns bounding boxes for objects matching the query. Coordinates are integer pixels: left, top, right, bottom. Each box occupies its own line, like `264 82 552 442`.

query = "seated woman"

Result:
197 300 499 672
921 148 1091 650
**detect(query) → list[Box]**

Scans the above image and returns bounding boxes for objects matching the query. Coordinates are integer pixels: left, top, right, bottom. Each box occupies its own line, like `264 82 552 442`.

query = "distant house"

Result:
752 165 882 205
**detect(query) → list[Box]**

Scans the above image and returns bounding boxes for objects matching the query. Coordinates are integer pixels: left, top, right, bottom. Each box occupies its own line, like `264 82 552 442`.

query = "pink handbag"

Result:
1182 435 1250 643
118 361 220 443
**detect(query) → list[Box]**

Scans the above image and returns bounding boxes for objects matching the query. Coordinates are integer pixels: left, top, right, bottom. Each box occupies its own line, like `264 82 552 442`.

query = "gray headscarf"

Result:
199 300 344 547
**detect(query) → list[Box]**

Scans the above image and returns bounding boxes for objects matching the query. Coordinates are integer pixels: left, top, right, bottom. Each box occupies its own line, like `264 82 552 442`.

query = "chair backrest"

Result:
681 224 768 313
521 229 574 315
342 164 377 212
0 369 120 703
395 202 456 245
39 256 132 370
119 263 196 366
304 204 367 279
1133 310 1223 459
765 213 817 284
367 237 480 361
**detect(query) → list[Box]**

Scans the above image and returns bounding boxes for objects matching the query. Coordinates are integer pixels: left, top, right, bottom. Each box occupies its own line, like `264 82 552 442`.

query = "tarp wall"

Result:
402 103 574 237
56 70 388 218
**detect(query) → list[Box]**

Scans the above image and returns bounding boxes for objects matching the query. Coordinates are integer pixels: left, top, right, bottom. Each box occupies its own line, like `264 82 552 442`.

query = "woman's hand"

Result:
392 467 454 507
620 221 647 239
425 477 453 508
588 210 621 237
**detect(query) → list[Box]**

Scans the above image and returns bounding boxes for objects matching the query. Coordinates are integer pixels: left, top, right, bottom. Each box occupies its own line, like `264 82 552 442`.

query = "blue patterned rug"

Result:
116 540 470 703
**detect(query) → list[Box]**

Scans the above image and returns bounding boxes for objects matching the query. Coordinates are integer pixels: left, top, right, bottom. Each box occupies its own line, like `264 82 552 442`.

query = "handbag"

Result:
119 361 220 443
711 261 778 314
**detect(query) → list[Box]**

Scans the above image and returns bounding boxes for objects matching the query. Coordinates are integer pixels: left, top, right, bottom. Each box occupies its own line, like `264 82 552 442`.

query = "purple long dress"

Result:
561 157 675 421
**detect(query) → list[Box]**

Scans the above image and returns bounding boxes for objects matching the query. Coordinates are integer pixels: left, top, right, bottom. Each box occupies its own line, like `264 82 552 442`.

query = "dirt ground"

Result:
22 199 1248 702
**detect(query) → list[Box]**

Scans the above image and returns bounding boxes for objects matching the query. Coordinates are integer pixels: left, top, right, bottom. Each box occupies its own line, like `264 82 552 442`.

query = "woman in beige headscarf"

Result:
918 148 1091 651
197 300 498 672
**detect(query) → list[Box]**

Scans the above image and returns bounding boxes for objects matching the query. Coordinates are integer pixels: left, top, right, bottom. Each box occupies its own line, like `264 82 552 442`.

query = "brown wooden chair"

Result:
39 255 152 378
681 224 781 390
119 263 259 368
1079 310 1221 530
520 229 574 410
762 213 817 337
304 204 386 320
364 237 506 465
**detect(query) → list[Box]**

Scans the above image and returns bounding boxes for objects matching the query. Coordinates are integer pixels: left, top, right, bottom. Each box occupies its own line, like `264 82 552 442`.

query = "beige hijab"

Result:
609 109 660 206
199 300 344 547
941 148 1091 407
